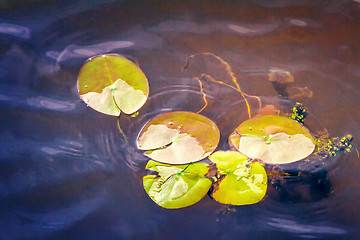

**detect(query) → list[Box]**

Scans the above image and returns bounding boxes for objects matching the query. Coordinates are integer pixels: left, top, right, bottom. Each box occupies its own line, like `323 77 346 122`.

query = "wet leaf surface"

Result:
209 151 267 205
77 54 149 116
229 115 315 164
239 132 315 164
137 111 220 164
143 160 212 209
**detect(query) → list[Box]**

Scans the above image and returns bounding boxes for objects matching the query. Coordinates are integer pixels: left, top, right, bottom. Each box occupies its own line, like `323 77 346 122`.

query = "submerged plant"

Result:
183 52 261 117
314 134 353 159
268 68 294 98
183 53 353 164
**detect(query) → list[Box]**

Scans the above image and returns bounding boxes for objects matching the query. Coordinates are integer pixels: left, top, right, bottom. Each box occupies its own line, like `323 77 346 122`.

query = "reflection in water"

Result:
10 196 104 237
27 96 78 111
46 29 164 64
0 23 30 39
1 0 360 239
288 19 307 27
41 140 83 158
228 23 279 36
267 218 347 236
46 41 134 63
152 20 279 37
0 85 79 112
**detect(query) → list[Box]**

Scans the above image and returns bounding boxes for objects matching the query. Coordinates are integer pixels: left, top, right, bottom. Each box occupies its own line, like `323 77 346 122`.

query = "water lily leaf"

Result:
229 115 315 164
77 54 149 116
137 111 220 164
143 160 212 209
209 151 267 205
239 132 315 164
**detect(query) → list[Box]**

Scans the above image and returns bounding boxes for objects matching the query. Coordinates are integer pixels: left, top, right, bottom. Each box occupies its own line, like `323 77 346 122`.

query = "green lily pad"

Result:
229 115 315 164
143 160 212 209
209 151 267 205
137 111 220 164
77 54 149 116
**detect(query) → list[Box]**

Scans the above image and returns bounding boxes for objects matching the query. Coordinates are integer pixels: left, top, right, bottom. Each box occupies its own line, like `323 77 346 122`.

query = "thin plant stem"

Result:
195 77 208 114
183 52 261 118
117 117 128 143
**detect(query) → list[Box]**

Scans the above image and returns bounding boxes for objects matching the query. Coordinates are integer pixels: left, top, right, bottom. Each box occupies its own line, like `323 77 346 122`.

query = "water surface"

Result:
1 0 360 239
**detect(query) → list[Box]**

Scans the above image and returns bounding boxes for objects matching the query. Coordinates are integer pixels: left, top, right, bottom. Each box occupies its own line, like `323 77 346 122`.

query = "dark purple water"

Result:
1 0 360 239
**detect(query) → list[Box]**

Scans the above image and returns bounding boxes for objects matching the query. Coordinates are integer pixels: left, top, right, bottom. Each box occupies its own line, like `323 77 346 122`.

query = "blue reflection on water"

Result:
1 196 105 239
46 41 134 63
0 23 30 39
267 218 347 236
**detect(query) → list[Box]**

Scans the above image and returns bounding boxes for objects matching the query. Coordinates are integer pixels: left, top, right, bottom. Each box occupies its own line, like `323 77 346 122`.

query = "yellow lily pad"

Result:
229 115 315 164
77 54 149 116
143 160 212 209
137 111 220 164
209 151 267 205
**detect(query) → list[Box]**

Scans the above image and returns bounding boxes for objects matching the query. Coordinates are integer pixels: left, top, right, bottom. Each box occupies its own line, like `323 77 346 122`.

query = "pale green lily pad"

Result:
77 54 149 116
209 151 267 205
137 111 220 164
143 160 212 209
229 115 315 164
239 132 315 164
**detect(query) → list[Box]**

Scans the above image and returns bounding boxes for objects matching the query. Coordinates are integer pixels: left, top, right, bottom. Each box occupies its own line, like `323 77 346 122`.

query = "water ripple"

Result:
0 190 106 239
1 1 359 239
0 85 80 113
0 131 121 196
267 217 347 236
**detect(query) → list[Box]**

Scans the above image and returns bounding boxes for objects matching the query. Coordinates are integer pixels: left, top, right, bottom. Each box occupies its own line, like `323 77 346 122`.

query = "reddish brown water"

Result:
1 0 360 239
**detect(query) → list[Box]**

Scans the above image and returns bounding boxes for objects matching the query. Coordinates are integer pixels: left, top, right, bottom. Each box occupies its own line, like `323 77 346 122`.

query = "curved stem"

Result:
117 116 128 143
195 77 208 114
183 52 261 118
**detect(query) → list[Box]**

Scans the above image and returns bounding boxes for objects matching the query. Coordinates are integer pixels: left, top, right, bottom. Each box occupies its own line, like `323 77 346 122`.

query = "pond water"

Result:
1 0 360 239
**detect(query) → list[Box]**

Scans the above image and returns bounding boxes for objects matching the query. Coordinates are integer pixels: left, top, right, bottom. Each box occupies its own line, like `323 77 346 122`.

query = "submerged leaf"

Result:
229 115 315 164
77 54 149 116
209 151 267 205
143 160 212 209
137 111 220 164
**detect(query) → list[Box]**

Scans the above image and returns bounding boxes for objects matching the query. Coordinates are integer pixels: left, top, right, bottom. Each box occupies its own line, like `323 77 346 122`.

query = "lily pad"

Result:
77 54 149 116
229 115 315 164
143 160 212 209
209 151 267 205
137 111 220 164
